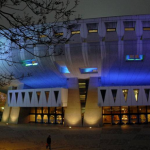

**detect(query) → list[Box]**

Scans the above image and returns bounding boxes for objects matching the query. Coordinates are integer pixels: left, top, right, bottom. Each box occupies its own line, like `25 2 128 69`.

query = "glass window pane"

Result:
37 107 42 114
50 115 55 124
30 115 35 122
43 115 48 123
138 106 146 113
56 107 62 114
36 115 42 123
43 107 48 114
103 107 111 114
130 106 138 113
130 115 138 124
121 106 128 114
147 106 150 113
56 115 62 124
103 115 111 124
49 107 55 114
147 114 150 122
30 108 35 113
139 114 146 123
121 115 129 124
112 107 120 114
112 115 120 124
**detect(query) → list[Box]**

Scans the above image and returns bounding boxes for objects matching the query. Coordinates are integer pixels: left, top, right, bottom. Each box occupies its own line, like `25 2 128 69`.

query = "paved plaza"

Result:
0 123 150 150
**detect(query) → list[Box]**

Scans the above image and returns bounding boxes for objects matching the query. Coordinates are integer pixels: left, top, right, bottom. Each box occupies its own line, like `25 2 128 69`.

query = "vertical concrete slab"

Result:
1 103 11 123
83 77 102 127
9 107 20 124
64 78 82 126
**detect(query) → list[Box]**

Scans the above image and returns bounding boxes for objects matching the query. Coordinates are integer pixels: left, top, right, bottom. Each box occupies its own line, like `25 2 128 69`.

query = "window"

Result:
138 106 146 113
121 106 128 114
54 32 63 36
130 106 138 113
106 28 116 32
130 115 138 124
71 31 80 34
122 89 128 101
88 29 98 33
134 89 139 101
125 28 135 31
43 107 48 114
126 55 144 61
121 115 129 124
103 115 111 124
103 107 111 114
79 68 98 74
112 107 120 114
143 27 150 31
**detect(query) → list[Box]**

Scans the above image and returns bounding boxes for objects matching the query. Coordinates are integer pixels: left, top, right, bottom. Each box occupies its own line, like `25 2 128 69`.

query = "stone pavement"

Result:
0 123 150 150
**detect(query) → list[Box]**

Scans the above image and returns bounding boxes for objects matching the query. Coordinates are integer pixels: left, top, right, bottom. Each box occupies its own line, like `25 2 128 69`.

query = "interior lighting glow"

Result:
143 27 150 31
1 107 4 110
60 66 70 73
89 29 98 33
69 126 72 128
125 28 135 31
89 127 92 128
22 59 38 66
55 32 63 36
126 55 144 61
71 31 80 34
79 68 98 74
106 28 116 32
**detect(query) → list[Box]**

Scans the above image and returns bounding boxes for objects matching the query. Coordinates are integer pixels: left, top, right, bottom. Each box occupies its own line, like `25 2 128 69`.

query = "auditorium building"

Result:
1 1 150 126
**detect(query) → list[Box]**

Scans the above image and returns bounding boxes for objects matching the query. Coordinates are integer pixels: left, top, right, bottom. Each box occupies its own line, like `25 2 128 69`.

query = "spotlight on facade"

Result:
69 126 72 128
89 127 92 129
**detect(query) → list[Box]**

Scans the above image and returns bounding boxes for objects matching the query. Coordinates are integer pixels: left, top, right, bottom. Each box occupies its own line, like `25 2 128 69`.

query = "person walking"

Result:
47 135 51 150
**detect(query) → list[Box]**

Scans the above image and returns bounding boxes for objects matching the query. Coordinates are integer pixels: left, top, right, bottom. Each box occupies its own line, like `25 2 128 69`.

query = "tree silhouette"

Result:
0 0 79 87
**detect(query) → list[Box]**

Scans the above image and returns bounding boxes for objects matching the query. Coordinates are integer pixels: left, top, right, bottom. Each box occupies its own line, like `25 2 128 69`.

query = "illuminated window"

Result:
112 115 120 124
30 115 35 122
106 28 116 32
138 106 146 113
103 115 111 124
134 89 139 101
56 115 62 124
49 107 55 114
71 31 80 34
130 115 138 124
79 68 98 74
40 35 47 38
122 89 128 101
121 115 129 124
130 106 138 113
36 115 42 123
43 115 48 123
43 107 48 114
55 32 63 36
88 29 98 33
22 59 38 66
143 27 150 31
102 107 111 114
112 107 120 114
121 106 128 114
125 27 135 31
126 55 144 61
50 115 55 124
139 114 146 123
60 66 70 73
56 107 62 114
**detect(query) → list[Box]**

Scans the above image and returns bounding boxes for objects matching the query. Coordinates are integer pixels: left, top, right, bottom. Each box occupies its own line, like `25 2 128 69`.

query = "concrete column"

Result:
64 78 82 126
117 20 124 63
83 77 102 127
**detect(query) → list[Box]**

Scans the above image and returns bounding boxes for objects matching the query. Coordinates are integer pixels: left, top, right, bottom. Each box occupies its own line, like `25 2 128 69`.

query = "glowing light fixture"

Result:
79 68 98 74
22 59 38 66
69 126 72 128
89 127 92 129
126 55 144 61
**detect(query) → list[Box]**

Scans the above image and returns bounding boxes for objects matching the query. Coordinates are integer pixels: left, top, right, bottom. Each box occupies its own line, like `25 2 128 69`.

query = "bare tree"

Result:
0 0 79 87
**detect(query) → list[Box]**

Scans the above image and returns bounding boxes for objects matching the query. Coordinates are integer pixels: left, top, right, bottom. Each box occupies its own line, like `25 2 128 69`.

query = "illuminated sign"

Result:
22 59 38 66
126 55 144 61
79 68 98 74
